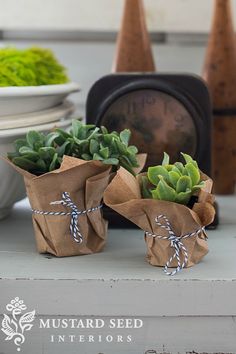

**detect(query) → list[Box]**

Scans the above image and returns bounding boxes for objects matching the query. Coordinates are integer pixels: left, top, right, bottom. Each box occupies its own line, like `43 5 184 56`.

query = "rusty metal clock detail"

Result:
100 89 197 168
86 74 212 176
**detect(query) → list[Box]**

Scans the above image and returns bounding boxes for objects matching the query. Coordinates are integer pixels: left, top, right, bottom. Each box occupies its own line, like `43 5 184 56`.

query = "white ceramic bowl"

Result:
0 116 72 138
0 100 75 130
0 117 72 220
0 82 80 116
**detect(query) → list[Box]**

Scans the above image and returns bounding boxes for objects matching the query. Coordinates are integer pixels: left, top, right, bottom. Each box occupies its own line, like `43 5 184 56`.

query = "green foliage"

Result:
8 120 140 176
8 131 62 175
48 120 139 175
0 47 69 86
142 152 205 205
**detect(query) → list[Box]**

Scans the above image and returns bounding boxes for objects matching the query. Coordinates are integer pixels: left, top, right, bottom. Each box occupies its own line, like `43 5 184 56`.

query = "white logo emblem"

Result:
1 297 35 352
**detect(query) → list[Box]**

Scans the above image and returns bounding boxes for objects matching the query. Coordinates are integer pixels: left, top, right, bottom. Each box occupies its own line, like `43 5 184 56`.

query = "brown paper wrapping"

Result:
104 167 215 268
5 156 111 257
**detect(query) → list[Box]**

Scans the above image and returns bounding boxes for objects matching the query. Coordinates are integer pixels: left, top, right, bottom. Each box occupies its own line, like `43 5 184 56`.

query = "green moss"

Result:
0 47 69 86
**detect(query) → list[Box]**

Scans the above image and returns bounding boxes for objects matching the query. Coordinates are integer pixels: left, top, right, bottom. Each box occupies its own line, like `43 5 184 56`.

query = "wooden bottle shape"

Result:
203 0 236 194
112 0 155 72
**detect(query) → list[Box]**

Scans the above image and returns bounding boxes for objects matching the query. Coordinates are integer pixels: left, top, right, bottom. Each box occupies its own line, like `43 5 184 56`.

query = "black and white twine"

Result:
32 192 103 244
145 215 205 276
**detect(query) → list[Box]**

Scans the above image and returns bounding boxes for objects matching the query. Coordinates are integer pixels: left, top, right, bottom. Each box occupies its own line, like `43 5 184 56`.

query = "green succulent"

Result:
48 120 140 175
8 120 140 176
8 131 62 175
142 152 205 205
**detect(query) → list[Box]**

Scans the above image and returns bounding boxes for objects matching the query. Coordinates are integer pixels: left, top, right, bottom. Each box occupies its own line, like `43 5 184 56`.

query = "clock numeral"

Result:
127 101 137 115
175 114 187 129
143 95 156 106
127 96 156 114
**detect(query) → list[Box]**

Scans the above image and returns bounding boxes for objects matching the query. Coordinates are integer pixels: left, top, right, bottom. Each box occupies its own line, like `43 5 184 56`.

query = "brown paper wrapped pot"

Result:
5 156 111 257
104 168 215 269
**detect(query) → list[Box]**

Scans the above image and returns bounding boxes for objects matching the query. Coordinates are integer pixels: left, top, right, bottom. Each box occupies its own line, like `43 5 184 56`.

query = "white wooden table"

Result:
0 197 236 354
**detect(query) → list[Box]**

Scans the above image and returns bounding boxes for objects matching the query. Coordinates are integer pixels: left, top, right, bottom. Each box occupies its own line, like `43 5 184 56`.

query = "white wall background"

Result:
0 0 236 33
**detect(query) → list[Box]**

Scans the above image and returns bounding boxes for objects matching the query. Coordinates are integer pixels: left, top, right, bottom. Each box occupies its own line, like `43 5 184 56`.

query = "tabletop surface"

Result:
0 196 235 282
0 196 236 317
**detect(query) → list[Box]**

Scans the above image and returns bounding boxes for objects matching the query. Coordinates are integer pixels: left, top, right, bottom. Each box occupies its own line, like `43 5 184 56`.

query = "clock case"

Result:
86 73 215 228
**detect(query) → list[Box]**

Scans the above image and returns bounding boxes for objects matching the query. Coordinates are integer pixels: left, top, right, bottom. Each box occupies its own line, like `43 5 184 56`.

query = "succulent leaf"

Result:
185 162 200 186
19 147 39 159
147 166 169 186
162 152 170 165
181 152 198 168
102 158 119 165
45 132 61 147
115 140 127 155
56 140 72 156
127 145 138 154
174 162 184 173
156 176 176 202
175 190 192 205
176 176 192 193
36 159 47 172
12 157 38 171
49 153 59 172
93 153 103 161
151 188 160 200
192 182 205 192
89 139 99 155
101 126 108 134
120 129 131 146
26 131 44 149
14 139 27 151
81 153 92 160
38 147 56 160
99 147 109 159
169 171 180 188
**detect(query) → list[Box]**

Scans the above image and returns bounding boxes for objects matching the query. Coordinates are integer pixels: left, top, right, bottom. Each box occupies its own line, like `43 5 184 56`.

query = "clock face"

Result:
100 89 197 166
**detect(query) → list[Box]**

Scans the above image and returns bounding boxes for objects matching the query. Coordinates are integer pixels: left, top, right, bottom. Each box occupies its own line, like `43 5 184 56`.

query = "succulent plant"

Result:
8 131 63 175
142 152 205 205
8 120 140 176
48 120 140 175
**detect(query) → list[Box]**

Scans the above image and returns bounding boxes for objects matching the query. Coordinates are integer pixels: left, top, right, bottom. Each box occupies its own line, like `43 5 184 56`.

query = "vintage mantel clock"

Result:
86 74 216 227
86 74 212 175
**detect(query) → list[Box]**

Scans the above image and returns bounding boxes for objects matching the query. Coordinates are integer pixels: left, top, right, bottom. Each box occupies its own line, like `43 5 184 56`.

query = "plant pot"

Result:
5 156 111 257
104 168 215 275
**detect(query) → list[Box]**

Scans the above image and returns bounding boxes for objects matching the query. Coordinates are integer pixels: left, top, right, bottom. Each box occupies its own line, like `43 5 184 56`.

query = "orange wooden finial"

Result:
203 0 236 109
112 0 155 73
203 0 236 194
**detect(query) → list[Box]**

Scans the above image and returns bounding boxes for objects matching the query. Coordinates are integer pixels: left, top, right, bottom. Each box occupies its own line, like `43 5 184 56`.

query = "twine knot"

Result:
32 192 103 244
145 215 205 276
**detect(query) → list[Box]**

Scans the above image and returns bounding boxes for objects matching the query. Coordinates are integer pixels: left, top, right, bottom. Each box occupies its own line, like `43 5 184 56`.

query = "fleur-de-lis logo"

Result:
1 297 35 352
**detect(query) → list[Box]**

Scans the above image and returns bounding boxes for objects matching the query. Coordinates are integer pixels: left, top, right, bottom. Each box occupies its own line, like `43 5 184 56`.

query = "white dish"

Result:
0 82 80 116
0 100 75 130
0 116 72 138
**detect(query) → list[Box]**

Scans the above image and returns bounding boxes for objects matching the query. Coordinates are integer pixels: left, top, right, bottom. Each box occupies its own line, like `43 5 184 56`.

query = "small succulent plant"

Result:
8 131 63 175
48 120 140 175
142 152 205 205
8 120 140 176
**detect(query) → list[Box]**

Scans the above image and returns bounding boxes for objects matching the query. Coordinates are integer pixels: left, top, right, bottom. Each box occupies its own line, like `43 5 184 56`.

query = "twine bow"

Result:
32 192 103 244
145 215 205 276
